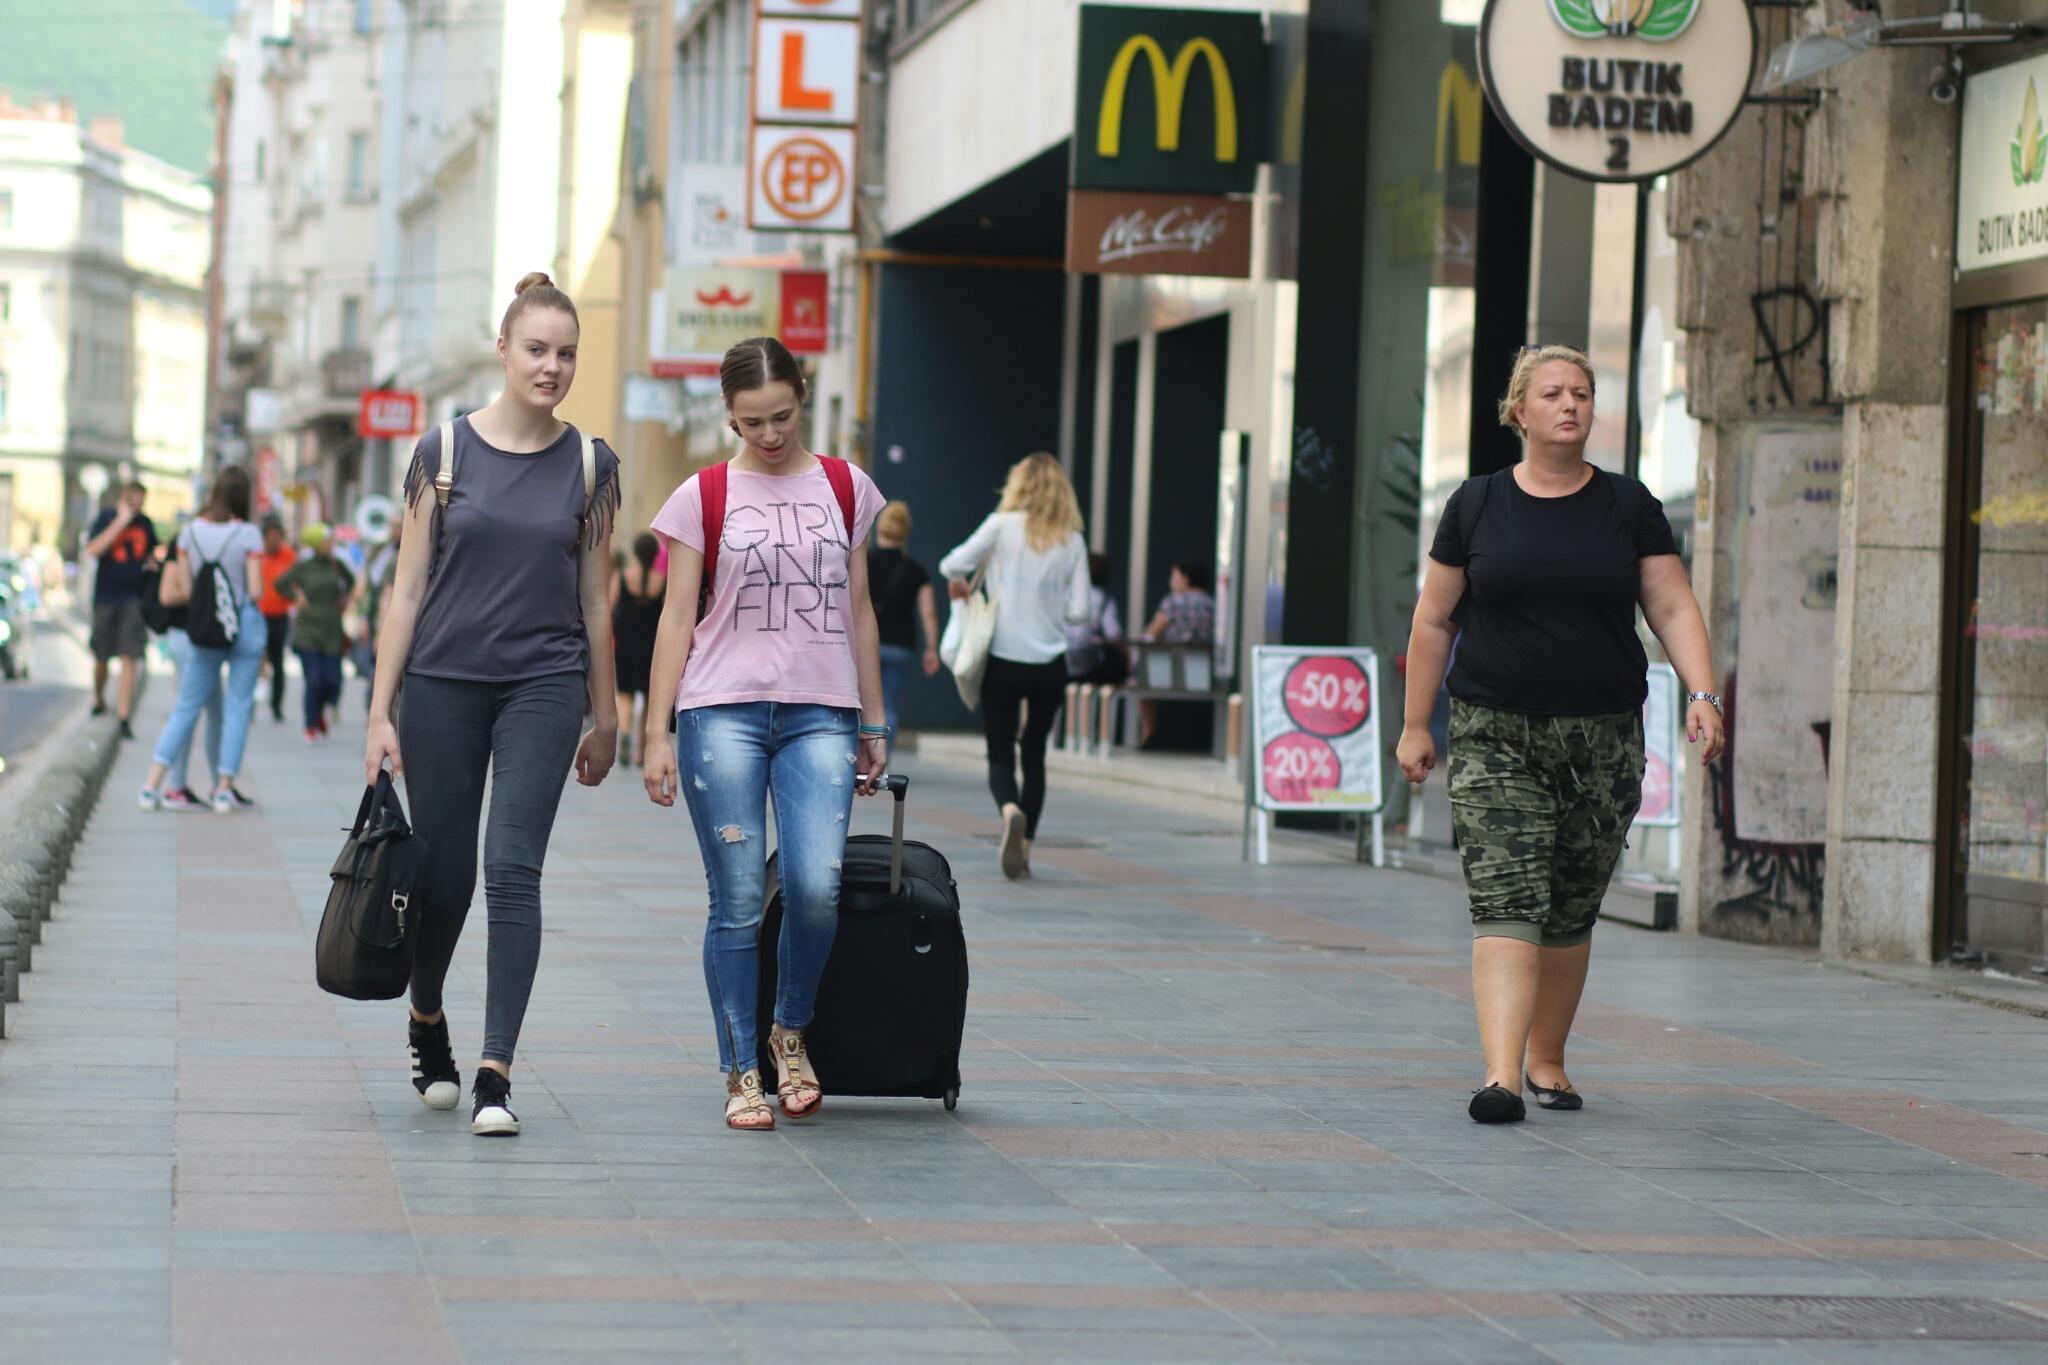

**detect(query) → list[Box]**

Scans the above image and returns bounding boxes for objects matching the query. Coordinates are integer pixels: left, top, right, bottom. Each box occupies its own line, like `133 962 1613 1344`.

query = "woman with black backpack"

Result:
140 467 268 816
1397 345 1723 1126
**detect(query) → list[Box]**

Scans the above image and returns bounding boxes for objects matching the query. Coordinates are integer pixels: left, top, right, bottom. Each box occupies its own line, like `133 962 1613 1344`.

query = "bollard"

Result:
0 865 33 964
0 910 17 1004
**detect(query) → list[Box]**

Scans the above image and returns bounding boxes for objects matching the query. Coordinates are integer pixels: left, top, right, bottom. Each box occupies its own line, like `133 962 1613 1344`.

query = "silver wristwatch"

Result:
1686 690 1723 717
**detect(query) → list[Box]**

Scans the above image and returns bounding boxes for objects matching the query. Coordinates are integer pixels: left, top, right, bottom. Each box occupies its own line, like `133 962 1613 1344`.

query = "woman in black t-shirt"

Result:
1397 345 1725 1126
866 500 939 735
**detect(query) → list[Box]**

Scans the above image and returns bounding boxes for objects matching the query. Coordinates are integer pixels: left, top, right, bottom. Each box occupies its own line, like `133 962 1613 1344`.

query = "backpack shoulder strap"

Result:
577 426 597 544
699 460 730 591
433 421 456 508
819 456 857 545
1457 470 1492 553
1605 468 1645 523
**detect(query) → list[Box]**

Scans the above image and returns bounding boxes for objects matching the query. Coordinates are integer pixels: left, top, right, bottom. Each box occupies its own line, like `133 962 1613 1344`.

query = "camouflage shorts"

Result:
1447 700 1644 948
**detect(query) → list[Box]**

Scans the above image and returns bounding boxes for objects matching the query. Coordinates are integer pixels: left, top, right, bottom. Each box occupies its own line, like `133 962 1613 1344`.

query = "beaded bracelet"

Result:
858 723 890 738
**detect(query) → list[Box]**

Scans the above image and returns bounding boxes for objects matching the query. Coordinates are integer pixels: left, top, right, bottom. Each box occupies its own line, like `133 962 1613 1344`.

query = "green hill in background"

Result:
0 0 229 178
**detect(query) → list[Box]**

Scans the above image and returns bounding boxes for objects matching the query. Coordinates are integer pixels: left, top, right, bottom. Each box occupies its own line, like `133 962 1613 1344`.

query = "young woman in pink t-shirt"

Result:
643 337 889 1131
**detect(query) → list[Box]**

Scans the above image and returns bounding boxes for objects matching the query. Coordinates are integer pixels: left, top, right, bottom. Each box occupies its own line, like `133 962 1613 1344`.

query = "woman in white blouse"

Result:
940 453 1092 880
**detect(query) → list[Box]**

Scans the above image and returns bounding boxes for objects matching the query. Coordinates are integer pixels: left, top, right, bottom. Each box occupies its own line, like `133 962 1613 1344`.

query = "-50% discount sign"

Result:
1249 647 1383 812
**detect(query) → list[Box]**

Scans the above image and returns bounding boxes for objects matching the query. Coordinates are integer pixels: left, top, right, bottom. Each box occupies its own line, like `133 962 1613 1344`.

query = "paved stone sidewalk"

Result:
4 680 2048 1363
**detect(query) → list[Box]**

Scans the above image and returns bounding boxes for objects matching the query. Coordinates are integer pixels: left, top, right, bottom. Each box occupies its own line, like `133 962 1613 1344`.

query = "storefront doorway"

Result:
1944 296 2048 969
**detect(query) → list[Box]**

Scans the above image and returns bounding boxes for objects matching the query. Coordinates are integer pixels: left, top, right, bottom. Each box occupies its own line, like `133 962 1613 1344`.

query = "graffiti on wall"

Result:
1708 429 1841 940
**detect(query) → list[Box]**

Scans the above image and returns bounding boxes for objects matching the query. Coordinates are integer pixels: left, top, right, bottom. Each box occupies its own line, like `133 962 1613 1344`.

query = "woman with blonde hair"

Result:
1397 344 1723 1124
940 452 1091 879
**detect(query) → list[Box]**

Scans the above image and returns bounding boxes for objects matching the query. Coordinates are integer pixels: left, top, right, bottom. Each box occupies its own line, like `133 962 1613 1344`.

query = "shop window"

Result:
1958 299 2048 893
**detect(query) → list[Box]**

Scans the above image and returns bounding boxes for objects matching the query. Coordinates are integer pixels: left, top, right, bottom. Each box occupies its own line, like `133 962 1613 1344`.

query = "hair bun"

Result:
514 271 554 296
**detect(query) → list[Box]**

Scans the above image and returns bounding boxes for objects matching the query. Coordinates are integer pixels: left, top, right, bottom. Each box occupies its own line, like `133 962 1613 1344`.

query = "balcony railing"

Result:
247 279 291 322
321 348 372 398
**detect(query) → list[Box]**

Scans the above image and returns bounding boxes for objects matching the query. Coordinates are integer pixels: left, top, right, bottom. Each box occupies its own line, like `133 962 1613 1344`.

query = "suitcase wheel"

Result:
944 1087 958 1112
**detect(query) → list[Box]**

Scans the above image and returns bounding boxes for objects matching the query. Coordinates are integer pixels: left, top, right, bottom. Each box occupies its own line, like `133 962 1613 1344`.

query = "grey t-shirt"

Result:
401 417 621 682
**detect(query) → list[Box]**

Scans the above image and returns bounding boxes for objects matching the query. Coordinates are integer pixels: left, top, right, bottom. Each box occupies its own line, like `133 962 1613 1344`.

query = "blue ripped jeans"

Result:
679 702 857 1074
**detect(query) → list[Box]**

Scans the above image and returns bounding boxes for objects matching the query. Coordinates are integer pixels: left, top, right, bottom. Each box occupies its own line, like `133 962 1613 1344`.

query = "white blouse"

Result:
939 512 1092 665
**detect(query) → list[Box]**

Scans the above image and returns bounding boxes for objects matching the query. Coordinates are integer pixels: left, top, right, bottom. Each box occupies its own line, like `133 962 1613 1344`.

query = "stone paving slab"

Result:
2 680 2048 1362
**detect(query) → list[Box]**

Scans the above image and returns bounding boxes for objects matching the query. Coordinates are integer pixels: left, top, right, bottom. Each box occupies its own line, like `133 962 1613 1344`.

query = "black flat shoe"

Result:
1525 1074 1583 1111
1468 1083 1526 1124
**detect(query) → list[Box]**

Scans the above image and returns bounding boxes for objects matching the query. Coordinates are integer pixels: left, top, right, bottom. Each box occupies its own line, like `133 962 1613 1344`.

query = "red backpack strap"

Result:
699 460 729 590
819 456 857 546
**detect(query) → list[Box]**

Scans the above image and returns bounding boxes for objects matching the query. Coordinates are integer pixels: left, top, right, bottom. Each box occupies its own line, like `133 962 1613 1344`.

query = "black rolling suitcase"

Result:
757 775 968 1110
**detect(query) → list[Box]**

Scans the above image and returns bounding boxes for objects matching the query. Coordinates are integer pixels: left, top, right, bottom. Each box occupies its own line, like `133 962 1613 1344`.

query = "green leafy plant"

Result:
2014 79 2047 187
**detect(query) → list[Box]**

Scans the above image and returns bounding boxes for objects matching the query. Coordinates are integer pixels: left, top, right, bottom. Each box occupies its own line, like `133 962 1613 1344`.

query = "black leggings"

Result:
980 655 1068 840
263 614 290 718
399 670 585 1064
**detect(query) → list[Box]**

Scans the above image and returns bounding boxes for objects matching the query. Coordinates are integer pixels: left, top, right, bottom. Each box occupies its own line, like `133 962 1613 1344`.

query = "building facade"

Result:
0 94 211 555
216 0 384 530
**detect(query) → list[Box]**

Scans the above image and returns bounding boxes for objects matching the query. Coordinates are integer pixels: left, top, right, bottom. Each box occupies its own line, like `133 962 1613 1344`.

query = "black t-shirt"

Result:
866 546 930 649
1429 468 1679 717
89 508 159 602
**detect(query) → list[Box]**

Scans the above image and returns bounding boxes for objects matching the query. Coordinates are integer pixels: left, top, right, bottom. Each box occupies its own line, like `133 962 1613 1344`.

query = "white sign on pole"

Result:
1476 0 1757 184
1957 52 2048 274
673 163 751 267
1637 662 1681 829
748 124 857 232
1246 646 1386 866
754 17 862 126
760 0 862 16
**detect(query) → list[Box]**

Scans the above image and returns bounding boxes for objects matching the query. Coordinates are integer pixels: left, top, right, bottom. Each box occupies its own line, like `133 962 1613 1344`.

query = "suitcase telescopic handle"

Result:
879 773 909 894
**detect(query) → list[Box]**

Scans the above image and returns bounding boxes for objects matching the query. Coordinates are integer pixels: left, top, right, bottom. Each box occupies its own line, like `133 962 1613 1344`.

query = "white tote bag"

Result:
938 565 997 710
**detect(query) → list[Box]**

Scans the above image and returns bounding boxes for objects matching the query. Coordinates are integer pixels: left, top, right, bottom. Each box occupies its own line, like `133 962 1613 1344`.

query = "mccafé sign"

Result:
1068 6 1264 279
1477 0 1755 183
1066 190 1254 278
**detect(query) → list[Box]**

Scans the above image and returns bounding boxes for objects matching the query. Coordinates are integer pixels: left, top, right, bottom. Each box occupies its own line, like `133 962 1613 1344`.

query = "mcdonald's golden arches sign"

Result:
1072 5 1266 196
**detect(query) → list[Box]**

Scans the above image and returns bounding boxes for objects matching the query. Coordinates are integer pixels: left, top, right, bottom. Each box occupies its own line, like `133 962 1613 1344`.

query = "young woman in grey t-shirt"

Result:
364 272 622 1137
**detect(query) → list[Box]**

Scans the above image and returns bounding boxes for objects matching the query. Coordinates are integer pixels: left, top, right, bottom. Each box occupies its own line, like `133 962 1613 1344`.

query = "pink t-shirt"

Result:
651 459 885 712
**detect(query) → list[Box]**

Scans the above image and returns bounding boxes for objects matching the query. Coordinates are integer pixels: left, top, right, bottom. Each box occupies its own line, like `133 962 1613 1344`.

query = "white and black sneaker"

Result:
407 1015 461 1110
470 1067 519 1136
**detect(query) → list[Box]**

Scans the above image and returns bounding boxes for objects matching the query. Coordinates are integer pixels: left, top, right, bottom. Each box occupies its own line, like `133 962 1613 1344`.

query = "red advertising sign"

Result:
781 270 829 353
358 390 422 440
255 446 280 515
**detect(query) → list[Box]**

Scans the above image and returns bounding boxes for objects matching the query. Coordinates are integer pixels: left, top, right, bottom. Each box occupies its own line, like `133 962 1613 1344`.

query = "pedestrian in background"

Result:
356 519 402 714
641 335 888 1132
866 499 940 738
939 452 1091 881
140 466 267 816
365 272 620 1138
143 541 228 813
610 530 665 767
1143 559 1216 645
256 516 297 723
275 522 354 744
1397 344 1724 1125
84 480 157 739
1065 550 1127 686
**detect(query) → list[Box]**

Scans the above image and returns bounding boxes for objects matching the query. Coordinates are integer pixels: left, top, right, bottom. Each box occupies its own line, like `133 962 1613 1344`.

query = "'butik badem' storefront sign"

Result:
1476 0 1755 184
1957 53 2048 275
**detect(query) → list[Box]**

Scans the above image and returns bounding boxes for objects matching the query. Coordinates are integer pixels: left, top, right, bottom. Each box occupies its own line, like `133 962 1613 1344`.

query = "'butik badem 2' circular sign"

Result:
1477 0 1757 184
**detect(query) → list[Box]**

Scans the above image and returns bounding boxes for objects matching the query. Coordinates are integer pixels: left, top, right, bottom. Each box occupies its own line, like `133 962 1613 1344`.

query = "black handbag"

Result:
315 772 426 1000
